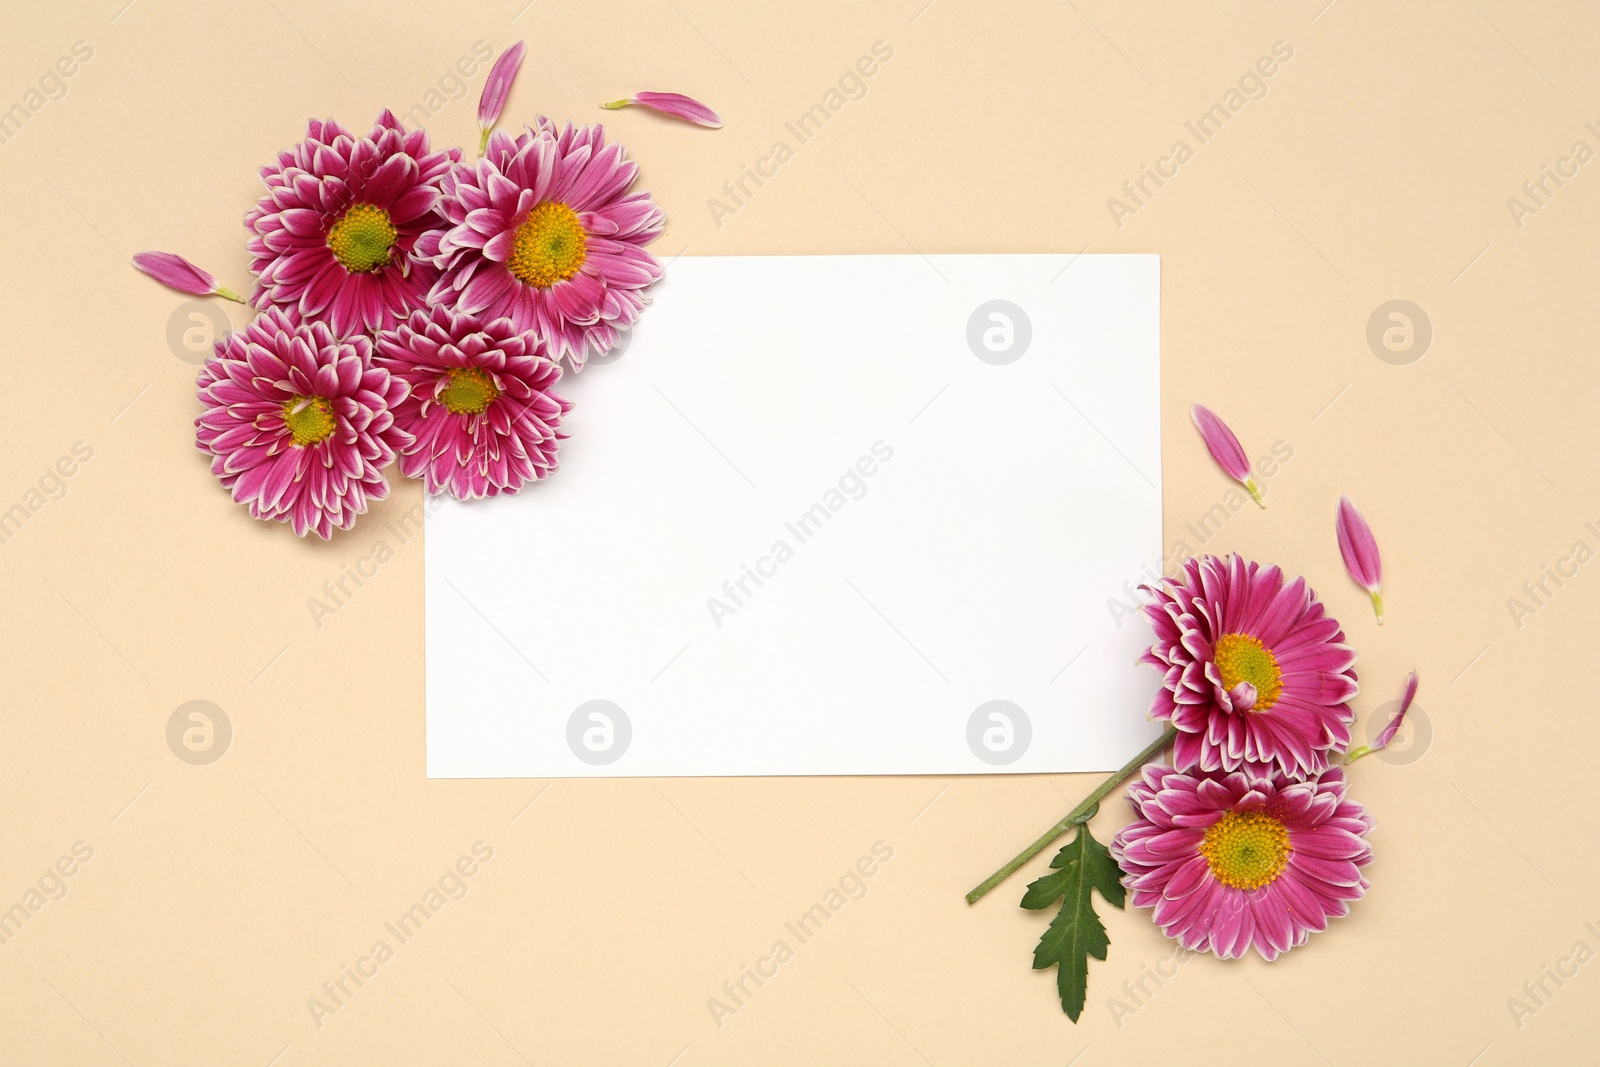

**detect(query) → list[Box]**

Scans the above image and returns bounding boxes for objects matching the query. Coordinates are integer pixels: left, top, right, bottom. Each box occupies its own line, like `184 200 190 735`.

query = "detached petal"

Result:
1190 403 1264 507
601 91 723 129
1336 495 1384 622
477 41 527 148
1372 672 1418 752
133 251 245 302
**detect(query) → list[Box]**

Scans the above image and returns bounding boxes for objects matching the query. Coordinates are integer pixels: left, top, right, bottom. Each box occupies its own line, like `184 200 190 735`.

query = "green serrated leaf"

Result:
1021 823 1126 1021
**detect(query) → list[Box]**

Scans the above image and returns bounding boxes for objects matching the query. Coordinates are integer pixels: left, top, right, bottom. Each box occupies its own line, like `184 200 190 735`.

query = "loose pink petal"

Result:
1345 670 1418 763
600 91 722 129
1190 404 1263 507
133 251 245 302
477 41 527 153
1336 495 1384 623
1372 671 1418 751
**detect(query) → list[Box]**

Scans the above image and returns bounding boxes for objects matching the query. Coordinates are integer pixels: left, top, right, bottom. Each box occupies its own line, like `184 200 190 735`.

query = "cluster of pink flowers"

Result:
1105 409 1413 962
1114 552 1374 960
969 405 1418 1018
134 46 720 538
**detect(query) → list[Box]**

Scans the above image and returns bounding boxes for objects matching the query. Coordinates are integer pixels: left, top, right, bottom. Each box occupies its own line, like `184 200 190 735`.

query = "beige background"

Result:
2 0 1596 1063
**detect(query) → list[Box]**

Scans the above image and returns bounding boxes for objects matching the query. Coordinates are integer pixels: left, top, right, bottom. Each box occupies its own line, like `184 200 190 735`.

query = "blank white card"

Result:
425 255 1163 777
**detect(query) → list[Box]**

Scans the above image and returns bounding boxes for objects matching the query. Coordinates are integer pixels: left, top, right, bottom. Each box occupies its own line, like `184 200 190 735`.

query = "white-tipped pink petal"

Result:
600 91 722 128
477 41 526 153
1372 671 1418 751
1336 495 1384 623
1190 403 1263 507
132 251 245 302
1227 681 1258 713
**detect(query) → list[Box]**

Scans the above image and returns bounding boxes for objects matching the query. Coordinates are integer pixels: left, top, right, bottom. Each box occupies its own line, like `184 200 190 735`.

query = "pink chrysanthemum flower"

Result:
374 306 571 498
418 119 666 369
246 110 461 338
1140 554 1358 778
1112 764 1373 961
196 306 408 539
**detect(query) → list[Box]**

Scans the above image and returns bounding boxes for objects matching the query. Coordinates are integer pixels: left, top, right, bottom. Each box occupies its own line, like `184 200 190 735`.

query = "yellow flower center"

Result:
439 367 500 414
326 203 398 273
1213 632 1283 711
1200 810 1291 890
508 201 588 288
283 395 337 446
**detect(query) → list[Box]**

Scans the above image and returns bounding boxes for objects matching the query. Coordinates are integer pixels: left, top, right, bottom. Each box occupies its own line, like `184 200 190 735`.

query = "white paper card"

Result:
425 254 1163 777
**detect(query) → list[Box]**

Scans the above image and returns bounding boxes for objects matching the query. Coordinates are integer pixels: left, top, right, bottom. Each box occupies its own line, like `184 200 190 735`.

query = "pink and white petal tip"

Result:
1190 403 1263 507
600 91 722 128
477 41 527 153
1335 494 1384 623
132 251 245 302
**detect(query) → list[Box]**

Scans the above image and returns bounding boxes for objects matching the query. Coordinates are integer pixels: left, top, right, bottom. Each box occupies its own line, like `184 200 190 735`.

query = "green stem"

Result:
965 725 1176 906
1371 590 1384 625
1244 477 1266 509
214 287 247 304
